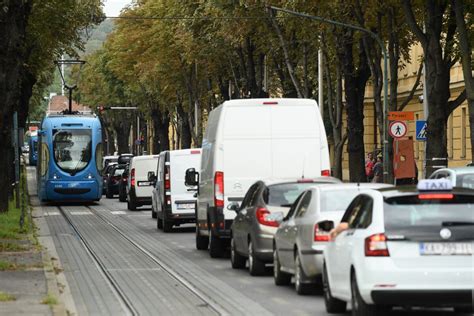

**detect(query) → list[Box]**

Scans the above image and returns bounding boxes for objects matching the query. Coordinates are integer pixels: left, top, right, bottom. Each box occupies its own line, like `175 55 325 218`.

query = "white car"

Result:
429 167 474 189
323 179 473 315
273 183 391 295
127 155 159 210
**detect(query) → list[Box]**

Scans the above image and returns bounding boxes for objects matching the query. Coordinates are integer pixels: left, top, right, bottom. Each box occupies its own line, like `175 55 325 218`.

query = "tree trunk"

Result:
113 119 131 154
176 104 192 149
150 107 170 153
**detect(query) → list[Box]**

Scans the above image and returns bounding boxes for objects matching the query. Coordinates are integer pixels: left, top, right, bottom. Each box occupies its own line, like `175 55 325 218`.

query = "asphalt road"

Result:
28 168 470 316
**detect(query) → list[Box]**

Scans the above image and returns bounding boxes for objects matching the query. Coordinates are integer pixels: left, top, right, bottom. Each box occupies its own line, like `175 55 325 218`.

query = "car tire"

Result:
163 219 173 232
151 204 157 219
127 196 137 211
274 248 291 286
230 236 246 269
105 186 113 199
454 306 473 313
351 272 381 316
248 240 265 276
119 191 126 202
157 215 163 230
208 229 224 258
323 264 347 313
295 252 313 295
196 226 208 250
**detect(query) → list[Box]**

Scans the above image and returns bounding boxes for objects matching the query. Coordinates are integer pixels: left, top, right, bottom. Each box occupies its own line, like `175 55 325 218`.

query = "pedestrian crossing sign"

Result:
416 120 427 141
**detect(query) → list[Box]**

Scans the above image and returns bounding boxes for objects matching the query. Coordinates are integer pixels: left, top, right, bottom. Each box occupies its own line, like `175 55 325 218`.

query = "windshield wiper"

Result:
442 221 474 227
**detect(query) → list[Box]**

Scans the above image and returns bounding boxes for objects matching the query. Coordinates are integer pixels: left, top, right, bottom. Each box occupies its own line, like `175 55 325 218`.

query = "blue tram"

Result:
28 134 38 166
37 114 103 202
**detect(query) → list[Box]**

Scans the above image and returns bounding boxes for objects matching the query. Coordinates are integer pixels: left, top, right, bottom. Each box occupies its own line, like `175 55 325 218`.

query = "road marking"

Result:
45 211 60 216
70 211 92 216
111 211 126 215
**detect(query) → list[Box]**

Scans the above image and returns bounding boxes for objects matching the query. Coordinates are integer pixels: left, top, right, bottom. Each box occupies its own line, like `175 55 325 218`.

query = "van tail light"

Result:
130 168 135 187
365 233 390 257
314 223 330 242
165 165 171 190
214 171 224 208
321 169 331 177
165 194 171 206
256 207 279 227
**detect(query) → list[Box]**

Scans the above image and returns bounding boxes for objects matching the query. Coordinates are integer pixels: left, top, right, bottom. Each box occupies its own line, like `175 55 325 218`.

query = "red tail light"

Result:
165 165 170 190
214 171 224 207
418 193 453 200
365 233 390 257
314 223 330 242
256 207 280 227
321 169 331 177
130 168 135 187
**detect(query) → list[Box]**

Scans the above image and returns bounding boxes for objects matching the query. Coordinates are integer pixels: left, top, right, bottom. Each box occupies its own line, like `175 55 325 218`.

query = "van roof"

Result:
222 98 318 108
132 155 159 161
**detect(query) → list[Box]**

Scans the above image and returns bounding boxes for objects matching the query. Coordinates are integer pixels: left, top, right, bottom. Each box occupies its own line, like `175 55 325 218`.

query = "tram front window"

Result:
53 129 92 175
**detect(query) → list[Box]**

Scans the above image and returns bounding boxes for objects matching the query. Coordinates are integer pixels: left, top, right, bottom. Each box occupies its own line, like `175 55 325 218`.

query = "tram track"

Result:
57 204 226 316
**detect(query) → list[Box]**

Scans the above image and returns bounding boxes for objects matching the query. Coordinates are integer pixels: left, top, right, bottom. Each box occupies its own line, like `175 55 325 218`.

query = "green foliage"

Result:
0 292 16 302
41 293 58 306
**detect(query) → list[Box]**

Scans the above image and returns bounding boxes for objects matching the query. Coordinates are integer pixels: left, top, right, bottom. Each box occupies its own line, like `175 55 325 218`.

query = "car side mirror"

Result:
147 171 156 183
185 168 199 186
317 220 335 232
226 202 240 212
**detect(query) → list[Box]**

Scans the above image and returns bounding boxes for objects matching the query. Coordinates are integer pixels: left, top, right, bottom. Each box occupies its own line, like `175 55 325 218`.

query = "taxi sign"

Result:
417 179 452 191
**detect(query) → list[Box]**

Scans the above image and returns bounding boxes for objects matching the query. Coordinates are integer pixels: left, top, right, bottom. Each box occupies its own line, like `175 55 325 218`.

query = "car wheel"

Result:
454 306 474 313
208 229 224 258
163 219 173 232
294 252 313 295
323 263 347 313
195 225 208 250
230 235 246 269
351 272 381 316
119 192 126 202
157 215 163 230
127 196 136 211
273 247 291 286
151 204 157 219
105 186 113 199
248 240 265 276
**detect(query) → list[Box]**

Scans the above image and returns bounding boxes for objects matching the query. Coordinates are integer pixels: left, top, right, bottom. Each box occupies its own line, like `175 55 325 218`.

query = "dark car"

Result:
105 164 126 198
118 164 129 202
102 163 117 194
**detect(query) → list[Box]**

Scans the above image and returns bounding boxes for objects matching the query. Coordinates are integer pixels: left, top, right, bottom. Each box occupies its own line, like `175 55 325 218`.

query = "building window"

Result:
448 114 453 159
461 107 467 158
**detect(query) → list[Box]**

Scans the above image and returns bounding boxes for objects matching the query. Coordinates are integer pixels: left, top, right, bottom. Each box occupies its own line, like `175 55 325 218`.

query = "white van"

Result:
127 155 159 210
151 149 201 232
187 98 330 257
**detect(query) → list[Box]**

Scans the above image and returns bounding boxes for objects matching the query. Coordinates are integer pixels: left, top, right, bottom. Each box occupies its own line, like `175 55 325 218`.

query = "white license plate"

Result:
419 242 472 255
137 181 151 186
177 203 195 210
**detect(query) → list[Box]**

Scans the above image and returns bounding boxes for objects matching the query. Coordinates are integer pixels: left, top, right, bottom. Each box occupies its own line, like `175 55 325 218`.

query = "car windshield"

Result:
53 129 92 174
320 189 365 212
384 194 474 230
264 183 316 207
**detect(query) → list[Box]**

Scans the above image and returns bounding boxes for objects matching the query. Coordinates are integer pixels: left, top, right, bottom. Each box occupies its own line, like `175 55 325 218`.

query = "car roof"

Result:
262 177 341 186
316 183 393 192
376 185 474 199
434 167 474 175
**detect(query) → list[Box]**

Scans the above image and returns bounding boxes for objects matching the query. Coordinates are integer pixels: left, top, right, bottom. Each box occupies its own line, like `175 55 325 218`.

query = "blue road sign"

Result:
416 120 427 141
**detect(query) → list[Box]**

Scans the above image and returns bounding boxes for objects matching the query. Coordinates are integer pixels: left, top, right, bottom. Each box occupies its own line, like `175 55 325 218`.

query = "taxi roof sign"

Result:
417 179 453 191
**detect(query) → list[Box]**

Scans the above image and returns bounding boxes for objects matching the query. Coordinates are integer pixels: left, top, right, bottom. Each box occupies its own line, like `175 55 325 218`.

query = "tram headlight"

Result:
86 173 94 180
52 173 60 180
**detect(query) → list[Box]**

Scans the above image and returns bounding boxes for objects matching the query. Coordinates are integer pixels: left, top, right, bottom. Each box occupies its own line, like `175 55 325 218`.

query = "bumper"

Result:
47 180 101 201
167 212 195 224
135 196 152 205
371 290 473 308
300 246 325 277
253 233 275 262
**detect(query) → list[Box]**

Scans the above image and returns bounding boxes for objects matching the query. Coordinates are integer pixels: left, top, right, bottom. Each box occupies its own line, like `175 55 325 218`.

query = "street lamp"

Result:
55 59 86 114
268 6 390 183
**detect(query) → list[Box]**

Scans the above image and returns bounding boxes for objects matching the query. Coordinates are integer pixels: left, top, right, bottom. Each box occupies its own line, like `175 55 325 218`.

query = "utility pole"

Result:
318 45 324 116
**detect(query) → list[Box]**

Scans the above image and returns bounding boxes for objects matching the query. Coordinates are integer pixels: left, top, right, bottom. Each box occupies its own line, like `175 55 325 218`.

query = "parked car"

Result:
151 149 201 232
118 153 133 165
273 183 391 295
429 167 474 189
105 164 126 198
230 177 341 276
323 180 473 315
186 98 331 258
102 163 118 194
118 164 129 202
126 155 159 210
103 155 118 169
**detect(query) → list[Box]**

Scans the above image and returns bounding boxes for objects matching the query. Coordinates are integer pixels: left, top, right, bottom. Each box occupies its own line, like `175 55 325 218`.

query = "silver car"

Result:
230 177 341 276
429 167 474 189
273 183 392 294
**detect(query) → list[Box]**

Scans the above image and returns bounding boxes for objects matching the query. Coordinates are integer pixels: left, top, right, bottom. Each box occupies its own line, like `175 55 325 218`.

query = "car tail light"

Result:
256 207 279 227
165 165 171 190
130 168 135 187
321 169 331 177
314 223 330 242
297 178 314 183
263 101 278 105
191 150 200 154
214 171 224 207
365 233 390 257
418 193 453 200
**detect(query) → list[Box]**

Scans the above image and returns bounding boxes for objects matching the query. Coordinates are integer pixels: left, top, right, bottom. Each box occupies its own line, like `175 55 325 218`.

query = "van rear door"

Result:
135 157 159 197
170 150 201 214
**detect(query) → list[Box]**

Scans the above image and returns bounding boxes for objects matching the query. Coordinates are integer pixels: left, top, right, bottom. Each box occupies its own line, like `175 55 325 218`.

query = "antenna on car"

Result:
301 156 306 179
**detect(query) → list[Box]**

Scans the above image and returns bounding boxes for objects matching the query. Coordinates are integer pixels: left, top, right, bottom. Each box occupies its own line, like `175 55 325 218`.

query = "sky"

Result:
102 0 132 17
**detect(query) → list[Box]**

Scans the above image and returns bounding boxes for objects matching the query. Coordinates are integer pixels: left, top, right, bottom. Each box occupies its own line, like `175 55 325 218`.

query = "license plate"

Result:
419 242 472 256
137 181 151 186
177 203 195 210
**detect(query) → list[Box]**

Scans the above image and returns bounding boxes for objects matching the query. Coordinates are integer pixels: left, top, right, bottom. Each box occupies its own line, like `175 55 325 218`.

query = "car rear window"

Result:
263 183 316 207
320 189 364 213
456 174 474 189
384 194 474 229
113 168 125 176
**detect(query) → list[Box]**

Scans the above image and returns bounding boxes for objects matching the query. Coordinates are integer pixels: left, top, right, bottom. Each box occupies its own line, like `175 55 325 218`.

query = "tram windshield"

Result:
53 129 92 175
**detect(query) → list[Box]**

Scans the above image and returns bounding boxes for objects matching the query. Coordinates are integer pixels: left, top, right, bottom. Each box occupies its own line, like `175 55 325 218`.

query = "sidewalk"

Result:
0 167 70 316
